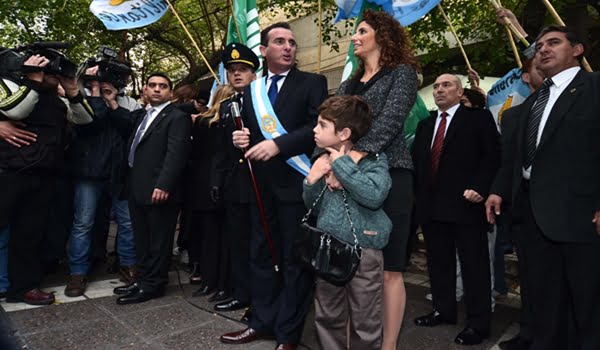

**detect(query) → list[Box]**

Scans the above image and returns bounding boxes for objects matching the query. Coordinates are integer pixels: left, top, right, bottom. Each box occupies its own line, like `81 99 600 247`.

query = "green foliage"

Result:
0 0 230 91
1 0 596 91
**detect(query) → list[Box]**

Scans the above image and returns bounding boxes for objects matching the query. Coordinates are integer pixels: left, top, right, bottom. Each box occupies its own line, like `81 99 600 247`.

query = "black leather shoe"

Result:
192 285 214 297
499 335 531 350
116 289 163 305
214 299 248 311
455 327 488 346
113 283 139 295
208 290 230 303
414 311 456 327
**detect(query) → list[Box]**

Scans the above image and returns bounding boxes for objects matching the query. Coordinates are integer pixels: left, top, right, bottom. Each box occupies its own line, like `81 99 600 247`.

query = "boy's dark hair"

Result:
318 95 372 143
146 72 173 90
260 22 292 46
535 25 585 63
462 88 486 109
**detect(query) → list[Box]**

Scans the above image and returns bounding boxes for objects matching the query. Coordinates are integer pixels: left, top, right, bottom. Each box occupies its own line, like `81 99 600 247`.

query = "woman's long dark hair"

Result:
355 9 419 78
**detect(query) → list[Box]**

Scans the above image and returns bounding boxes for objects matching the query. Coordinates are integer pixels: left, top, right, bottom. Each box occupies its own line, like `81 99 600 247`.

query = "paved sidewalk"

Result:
0 271 520 350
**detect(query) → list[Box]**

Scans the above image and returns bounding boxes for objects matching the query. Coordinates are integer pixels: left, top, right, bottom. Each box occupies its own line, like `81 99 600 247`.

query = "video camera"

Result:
80 46 132 89
0 42 78 78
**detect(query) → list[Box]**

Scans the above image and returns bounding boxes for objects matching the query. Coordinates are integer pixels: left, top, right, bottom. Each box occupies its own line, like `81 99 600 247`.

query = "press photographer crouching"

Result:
0 43 95 306
63 48 141 298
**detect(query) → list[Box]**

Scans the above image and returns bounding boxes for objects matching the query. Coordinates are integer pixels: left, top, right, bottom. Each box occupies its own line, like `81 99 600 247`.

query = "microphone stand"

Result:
230 101 279 272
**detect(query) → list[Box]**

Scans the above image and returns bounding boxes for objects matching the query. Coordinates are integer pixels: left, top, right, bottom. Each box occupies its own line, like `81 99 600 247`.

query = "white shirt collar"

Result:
149 101 171 115
438 103 460 118
267 69 291 79
548 66 580 89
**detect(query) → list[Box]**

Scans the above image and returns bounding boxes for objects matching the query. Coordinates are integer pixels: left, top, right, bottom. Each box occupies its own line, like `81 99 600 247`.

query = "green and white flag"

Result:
227 0 263 77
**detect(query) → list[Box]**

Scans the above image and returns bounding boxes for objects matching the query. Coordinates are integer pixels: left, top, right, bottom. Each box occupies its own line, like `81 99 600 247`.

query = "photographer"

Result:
0 50 95 306
64 62 141 297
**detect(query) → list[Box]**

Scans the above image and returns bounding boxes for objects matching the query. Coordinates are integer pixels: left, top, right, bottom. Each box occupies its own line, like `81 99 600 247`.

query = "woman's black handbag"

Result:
294 187 362 286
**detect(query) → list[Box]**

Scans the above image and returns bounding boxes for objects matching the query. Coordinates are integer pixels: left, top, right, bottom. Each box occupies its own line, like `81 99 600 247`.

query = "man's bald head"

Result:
433 74 464 111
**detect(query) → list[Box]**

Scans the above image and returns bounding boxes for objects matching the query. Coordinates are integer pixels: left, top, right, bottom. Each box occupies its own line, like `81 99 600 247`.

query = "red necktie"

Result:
431 112 448 178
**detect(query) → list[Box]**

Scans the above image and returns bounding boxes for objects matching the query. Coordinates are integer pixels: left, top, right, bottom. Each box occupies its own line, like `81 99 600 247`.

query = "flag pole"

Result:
228 0 243 44
507 28 522 68
165 0 221 84
316 0 322 73
541 0 592 72
494 0 522 68
437 4 472 71
489 0 530 46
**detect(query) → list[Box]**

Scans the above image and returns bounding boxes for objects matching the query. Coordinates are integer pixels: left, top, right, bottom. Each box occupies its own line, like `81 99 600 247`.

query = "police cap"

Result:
222 43 259 72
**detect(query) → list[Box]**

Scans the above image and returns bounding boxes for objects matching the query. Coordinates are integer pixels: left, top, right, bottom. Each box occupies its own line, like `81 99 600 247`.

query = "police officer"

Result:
212 43 259 316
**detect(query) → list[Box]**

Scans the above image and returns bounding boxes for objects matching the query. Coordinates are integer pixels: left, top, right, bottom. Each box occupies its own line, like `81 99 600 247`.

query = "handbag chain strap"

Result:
301 185 328 223
302 184 362 257
341 190 361 257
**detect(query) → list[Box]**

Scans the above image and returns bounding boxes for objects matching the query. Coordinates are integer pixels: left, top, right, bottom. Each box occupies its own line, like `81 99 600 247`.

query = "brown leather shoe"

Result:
6 289 55 306
275 344 297 350
65 275 87 297
220 327 274 344
118 265 137 285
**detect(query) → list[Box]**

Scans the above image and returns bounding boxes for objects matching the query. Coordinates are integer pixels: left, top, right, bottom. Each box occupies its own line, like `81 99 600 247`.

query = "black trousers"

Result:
249 197 313 345
509 204 533 342
0 172 54 297
129 201 179 293
189 209 228 291
41 174 73 265
514 185 600 350
422 221 491 334
225 202 251 303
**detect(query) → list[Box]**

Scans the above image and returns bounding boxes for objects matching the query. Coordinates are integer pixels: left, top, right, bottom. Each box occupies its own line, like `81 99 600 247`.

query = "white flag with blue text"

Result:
487 68 531 131
90 0 169 31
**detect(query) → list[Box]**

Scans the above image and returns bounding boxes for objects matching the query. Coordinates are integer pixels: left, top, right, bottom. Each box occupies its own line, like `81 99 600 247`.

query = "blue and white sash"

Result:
250 78 312 176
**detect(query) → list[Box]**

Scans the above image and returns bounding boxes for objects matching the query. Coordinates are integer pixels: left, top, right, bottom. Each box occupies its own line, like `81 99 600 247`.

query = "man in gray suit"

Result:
486 26 600 350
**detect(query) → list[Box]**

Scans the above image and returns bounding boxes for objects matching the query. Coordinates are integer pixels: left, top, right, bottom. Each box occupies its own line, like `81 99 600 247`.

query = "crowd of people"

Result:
0 7 598 350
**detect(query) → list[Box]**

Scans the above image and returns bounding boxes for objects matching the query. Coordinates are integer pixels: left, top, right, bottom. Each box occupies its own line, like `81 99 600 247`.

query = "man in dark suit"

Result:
112 73 191 305
486 26 600 350
220 22 327 350
412 74 500 345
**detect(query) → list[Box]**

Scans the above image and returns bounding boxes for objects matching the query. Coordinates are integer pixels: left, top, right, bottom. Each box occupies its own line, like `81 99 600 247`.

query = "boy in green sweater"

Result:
304 95 392 349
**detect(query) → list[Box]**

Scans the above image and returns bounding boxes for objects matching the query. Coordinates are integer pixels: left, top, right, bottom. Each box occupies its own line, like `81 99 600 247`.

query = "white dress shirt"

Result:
135 101 171 140
431 103 460 148
265 69 291 93
523 66 580 179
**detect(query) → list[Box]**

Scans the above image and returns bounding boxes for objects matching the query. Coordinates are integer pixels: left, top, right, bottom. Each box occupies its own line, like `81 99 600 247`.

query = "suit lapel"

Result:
537 71 585 150
515 91 538 157
423 113 436 155
128 109 147 148
274 68 297 113
139 104 173 144
443 105 463 148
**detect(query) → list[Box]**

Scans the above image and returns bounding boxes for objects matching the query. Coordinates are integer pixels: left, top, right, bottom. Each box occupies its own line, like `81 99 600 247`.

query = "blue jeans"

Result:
0 226 9 292
68 180 136 275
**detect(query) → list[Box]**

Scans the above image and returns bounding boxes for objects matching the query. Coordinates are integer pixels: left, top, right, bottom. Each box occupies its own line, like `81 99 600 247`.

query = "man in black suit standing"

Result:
113 73 191 305
220 22 327 350
412 74 500 345
486 26 600 350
